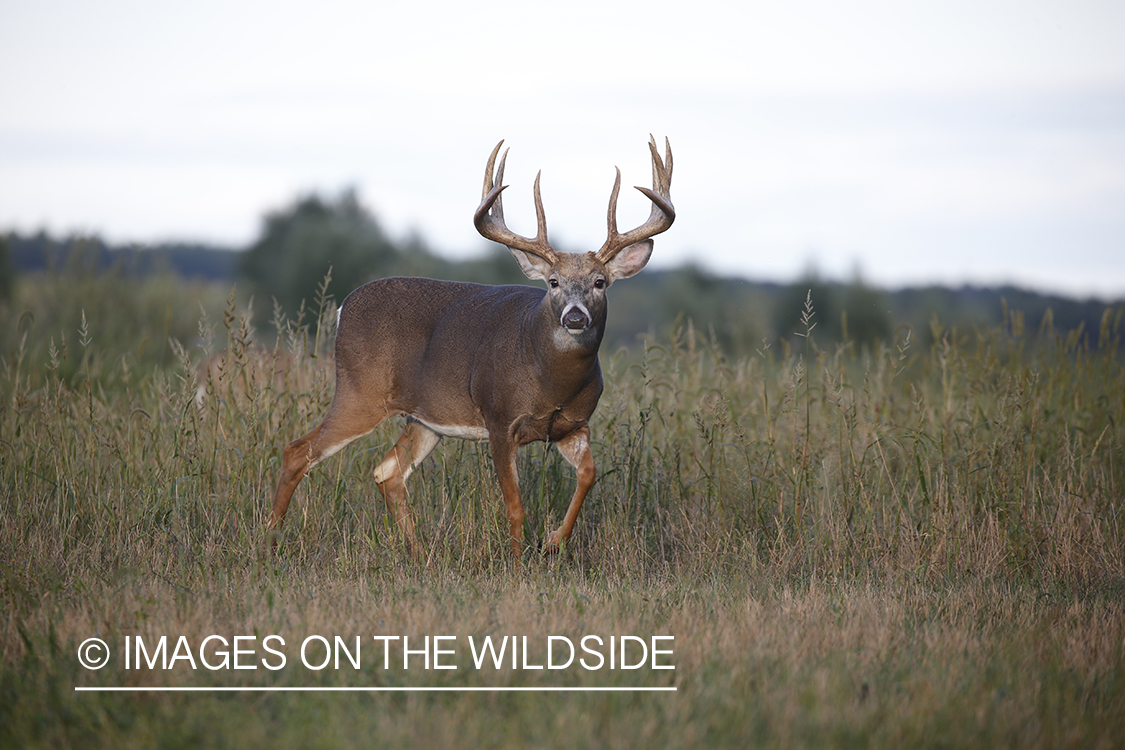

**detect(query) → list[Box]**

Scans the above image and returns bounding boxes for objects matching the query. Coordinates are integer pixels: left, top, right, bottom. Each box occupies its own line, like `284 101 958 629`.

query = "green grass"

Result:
1 272 1123 748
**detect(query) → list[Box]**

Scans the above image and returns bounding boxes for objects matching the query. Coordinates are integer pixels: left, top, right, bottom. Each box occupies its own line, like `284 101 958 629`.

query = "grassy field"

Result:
1 272 1123 748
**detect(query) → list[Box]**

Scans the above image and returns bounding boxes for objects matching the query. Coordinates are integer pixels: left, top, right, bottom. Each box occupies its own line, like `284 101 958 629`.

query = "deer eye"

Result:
594 278 606 289
549 278 560 288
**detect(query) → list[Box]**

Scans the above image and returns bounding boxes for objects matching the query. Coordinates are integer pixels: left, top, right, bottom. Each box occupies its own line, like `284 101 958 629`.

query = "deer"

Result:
265 136 675 561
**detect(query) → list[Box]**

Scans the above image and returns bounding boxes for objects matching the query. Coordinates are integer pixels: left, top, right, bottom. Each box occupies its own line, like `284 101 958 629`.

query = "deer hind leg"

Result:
544 426 596 555
265 400 388 551
373 419 441 554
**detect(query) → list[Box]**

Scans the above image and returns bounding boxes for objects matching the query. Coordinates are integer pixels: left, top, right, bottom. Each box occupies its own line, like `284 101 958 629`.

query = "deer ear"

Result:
604 240 653 281
508 246 552 280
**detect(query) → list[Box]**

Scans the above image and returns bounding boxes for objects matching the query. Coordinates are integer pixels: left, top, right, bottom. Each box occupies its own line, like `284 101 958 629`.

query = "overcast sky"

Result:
2 0 1124 298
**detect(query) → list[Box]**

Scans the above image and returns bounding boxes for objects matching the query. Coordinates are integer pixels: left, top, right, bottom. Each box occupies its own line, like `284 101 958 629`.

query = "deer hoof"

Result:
543 531 564 556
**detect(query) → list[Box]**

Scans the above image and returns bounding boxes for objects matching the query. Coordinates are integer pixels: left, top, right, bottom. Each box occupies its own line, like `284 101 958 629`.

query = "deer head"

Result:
474 136 675 346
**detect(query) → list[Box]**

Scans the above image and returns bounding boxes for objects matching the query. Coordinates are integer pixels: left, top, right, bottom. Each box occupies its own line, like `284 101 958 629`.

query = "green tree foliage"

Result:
607 265 769 355
840 277 892 346
774 272 841 341
239 190 408 321
774 269 892 348
657 265 766 354
0 235 14 302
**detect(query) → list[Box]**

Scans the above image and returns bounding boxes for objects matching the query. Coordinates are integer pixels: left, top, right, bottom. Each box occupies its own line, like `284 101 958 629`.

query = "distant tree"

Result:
772 268 892 348
840 275 892 347
662 264 728 338
239 190 405 323
774 272 840 343
0 235 14 302
446 245 533 286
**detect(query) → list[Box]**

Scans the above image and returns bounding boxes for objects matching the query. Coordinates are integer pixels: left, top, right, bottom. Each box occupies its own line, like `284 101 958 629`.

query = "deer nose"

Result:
562 305 590 331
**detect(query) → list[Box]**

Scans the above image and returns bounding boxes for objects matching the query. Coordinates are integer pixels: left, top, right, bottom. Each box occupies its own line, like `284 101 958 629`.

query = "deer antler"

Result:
474 141 559 264
594 135 675 263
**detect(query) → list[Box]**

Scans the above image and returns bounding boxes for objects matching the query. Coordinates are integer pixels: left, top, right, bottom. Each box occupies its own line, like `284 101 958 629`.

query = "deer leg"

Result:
265 400 387 551
489 439 525 560
373 420 441 554
545 427 596 555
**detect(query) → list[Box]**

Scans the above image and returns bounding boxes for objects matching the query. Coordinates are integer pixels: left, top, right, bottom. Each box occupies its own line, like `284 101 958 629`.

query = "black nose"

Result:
563 308 590 330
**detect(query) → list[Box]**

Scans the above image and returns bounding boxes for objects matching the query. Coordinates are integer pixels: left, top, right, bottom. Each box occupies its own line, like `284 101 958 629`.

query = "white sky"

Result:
2 0 1124 298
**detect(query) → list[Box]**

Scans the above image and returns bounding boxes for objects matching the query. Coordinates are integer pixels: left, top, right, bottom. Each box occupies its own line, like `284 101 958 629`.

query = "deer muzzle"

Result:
561 303 591 332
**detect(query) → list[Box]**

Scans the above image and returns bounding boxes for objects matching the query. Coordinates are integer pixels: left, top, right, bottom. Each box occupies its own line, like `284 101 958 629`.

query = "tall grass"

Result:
1 272 1123 747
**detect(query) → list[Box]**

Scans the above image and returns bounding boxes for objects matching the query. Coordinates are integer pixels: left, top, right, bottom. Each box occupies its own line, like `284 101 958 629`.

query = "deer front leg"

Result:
545 426 596 555
373 420 441 555
489 438 525 560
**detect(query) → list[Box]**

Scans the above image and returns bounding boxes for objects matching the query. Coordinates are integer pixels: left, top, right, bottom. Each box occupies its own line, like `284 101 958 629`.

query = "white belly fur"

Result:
415 418 490 442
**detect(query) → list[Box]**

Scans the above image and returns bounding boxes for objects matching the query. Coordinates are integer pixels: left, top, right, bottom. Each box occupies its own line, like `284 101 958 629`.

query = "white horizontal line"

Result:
75 686 676 693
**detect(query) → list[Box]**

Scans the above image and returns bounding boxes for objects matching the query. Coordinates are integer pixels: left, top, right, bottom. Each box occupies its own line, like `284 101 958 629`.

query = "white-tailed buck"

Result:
266 136 675 559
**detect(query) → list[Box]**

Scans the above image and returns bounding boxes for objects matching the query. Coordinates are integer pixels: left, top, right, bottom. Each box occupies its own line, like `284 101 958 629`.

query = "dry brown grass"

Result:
1 274 1123 747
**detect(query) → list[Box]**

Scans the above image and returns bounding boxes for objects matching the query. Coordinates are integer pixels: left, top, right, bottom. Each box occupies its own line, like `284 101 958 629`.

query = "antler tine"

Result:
605 167 622 239
479 142 509 225
474 142 558 263
595 137 676 263
663 135 673 185
481 140 505 199
645 135 673 195
532 171 549 246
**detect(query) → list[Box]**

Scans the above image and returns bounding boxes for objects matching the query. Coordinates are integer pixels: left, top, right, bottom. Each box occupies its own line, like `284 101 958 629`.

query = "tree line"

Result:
3 190 1121 355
